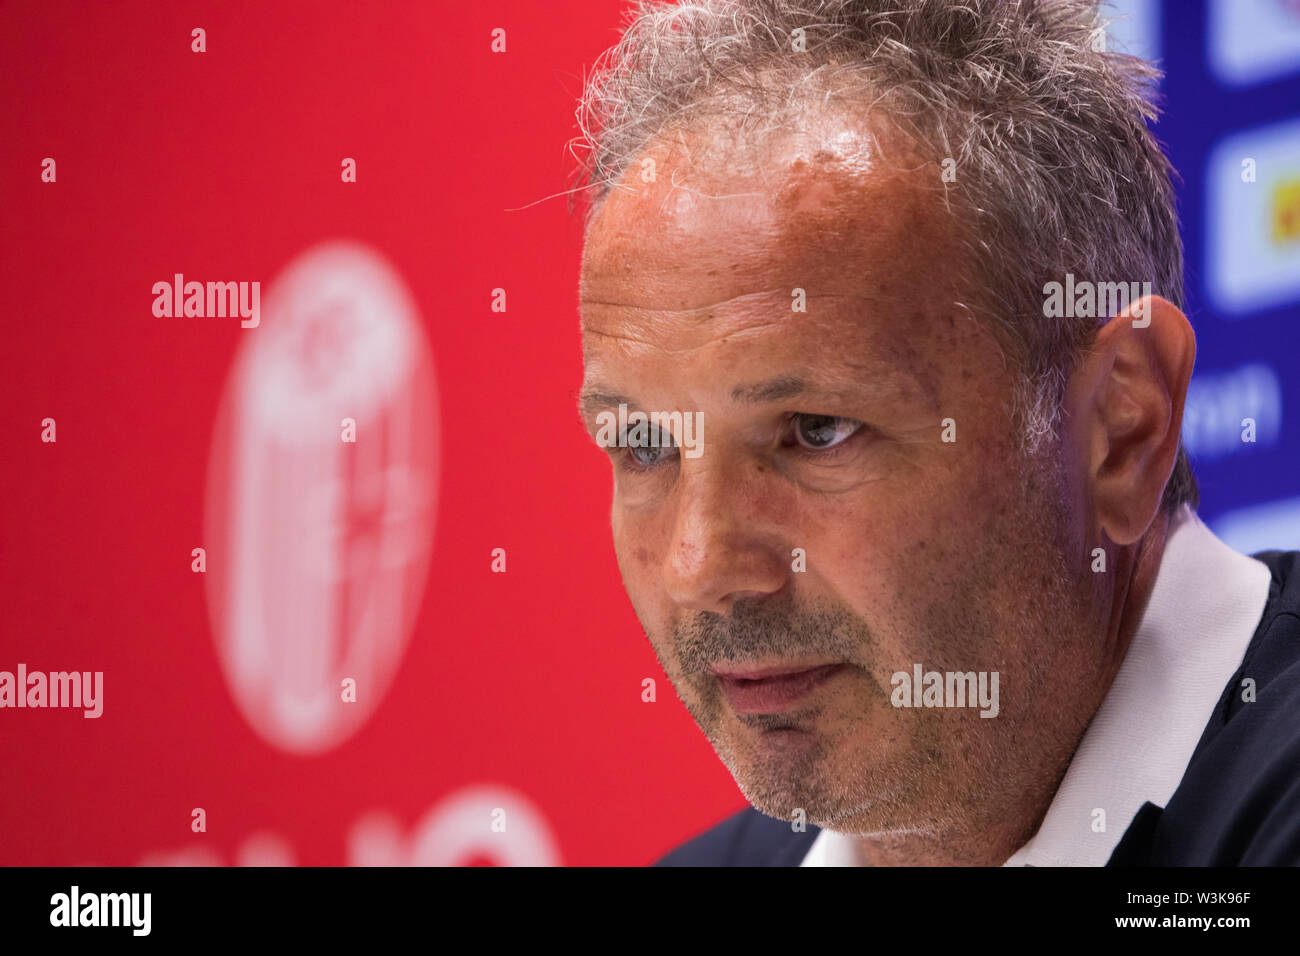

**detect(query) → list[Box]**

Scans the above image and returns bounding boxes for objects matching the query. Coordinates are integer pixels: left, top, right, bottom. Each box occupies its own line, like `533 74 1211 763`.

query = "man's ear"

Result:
1067 295 1196 546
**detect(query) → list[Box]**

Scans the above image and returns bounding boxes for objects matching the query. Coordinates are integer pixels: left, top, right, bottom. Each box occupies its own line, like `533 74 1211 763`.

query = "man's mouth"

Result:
711 663 846 714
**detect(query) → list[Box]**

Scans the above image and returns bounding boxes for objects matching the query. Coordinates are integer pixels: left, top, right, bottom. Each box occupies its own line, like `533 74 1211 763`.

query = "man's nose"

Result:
662 459 789 614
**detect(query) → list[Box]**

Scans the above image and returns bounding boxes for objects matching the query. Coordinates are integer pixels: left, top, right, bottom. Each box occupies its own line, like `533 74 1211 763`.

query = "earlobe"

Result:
1085 295 1196 546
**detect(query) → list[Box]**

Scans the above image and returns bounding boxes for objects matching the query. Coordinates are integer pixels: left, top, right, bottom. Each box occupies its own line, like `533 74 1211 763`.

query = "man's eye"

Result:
629 445 673 466
792 413 863 450
623 424 679 469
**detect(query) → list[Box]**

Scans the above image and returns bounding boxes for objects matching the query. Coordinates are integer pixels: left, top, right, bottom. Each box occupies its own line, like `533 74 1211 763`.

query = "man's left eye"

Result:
791 413 863 450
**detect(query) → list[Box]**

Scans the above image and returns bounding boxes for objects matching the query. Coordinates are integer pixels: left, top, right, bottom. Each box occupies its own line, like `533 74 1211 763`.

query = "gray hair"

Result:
570 0 1197 513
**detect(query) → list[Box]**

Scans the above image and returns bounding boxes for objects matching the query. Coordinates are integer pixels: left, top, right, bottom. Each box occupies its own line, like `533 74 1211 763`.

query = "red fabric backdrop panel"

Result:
0 0 742 866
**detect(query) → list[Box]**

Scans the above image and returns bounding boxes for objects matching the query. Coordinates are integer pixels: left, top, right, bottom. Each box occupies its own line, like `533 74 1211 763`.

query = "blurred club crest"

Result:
205 241 439 754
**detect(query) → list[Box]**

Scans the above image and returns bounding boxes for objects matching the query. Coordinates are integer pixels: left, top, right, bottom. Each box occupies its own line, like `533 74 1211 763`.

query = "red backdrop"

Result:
0 0 742 866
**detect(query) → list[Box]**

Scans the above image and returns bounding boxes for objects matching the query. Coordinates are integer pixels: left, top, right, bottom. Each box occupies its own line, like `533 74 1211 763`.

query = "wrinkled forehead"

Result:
579 114 961 319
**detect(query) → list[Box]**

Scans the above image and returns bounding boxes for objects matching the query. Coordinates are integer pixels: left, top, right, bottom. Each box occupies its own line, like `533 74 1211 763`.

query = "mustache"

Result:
673 591 873 675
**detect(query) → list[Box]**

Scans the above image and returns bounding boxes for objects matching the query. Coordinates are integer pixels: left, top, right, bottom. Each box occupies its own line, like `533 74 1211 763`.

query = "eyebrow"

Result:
729 376 809 404
576 390 634 421
577 376 856 423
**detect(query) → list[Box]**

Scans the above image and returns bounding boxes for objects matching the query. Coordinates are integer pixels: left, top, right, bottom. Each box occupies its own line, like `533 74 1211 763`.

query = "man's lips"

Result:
712 663 846 714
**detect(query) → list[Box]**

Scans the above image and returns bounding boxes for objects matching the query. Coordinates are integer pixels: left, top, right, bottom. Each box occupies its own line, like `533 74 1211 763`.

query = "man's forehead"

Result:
579 121 953 313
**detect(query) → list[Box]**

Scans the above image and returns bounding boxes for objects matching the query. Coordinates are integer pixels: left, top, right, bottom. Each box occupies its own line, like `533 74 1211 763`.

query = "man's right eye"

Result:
621 424 680 470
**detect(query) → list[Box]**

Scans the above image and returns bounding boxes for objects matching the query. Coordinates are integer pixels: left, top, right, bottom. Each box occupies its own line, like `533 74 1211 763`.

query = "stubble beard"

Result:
647 444 1101 853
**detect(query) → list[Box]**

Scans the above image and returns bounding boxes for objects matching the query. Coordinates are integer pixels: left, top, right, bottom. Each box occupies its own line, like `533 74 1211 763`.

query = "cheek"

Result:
813 506 907 618
799 457 1004 648
611 510 669 625
611 506 655 570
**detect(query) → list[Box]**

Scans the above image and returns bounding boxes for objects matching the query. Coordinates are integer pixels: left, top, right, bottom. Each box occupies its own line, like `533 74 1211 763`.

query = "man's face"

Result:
578 118 1103 845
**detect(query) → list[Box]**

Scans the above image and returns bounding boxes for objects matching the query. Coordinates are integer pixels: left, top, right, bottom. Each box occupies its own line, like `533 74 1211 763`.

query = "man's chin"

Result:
714 725 840 821
716 730 927 833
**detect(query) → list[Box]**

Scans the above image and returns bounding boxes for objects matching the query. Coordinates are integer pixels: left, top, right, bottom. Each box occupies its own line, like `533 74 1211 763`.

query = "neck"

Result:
1098 508 1171 693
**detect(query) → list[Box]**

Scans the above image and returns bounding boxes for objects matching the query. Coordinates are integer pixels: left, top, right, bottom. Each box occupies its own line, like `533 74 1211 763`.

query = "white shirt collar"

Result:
802 505 1272 866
